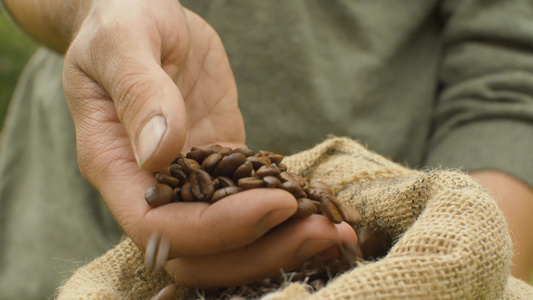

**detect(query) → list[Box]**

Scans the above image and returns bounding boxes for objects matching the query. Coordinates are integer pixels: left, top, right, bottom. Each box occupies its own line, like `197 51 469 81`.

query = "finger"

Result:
145 232 171 273
65 2 191 172
167 215 341 288
144 188 298 257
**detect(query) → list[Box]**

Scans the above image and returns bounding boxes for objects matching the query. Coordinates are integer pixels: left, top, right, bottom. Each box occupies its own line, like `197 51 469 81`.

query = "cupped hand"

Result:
62 0 356 287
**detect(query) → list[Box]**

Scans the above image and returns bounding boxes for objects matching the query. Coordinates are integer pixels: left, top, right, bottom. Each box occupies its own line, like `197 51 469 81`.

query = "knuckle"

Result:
112 71 156 122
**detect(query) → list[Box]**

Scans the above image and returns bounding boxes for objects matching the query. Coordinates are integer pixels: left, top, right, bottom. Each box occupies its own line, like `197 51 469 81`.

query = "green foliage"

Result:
0 11 37 130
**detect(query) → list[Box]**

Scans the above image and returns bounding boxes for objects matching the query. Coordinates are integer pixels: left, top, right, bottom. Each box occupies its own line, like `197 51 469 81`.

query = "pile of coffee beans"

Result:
144 144 362 227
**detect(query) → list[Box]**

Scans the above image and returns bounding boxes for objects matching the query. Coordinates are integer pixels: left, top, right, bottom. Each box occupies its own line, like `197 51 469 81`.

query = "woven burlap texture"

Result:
55 137 533 299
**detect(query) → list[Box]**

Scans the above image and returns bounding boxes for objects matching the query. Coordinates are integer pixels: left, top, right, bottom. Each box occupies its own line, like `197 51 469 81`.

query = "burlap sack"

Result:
55 137 533 299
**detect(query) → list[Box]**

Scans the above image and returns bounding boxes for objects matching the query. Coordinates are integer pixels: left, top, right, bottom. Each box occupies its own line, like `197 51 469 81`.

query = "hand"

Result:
145 191 358 288
62 0 357 287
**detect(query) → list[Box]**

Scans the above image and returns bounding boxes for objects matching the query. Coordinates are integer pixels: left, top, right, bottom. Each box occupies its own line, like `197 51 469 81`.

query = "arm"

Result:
4 0 90 52
427 0 533 281
4 0 357 286
470 170 533 282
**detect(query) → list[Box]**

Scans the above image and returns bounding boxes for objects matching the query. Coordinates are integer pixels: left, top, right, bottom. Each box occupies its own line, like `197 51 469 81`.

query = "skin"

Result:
4 0 357 287
470 171 533 282
5 0 532 284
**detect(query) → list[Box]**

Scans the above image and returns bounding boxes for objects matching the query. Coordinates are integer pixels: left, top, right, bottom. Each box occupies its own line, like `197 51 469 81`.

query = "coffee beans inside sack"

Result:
144 144 362 226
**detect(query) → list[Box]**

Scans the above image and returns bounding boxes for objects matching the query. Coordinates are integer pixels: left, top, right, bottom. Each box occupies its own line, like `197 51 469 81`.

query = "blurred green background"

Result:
0 10 37 131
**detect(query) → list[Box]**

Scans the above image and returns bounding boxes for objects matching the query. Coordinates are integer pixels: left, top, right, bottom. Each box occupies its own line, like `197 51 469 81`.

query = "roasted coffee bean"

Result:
211 186 242 203
263 176 281 188
276 163 288 172
189 169 214 202
247 155 271 170
213 152 247 177
180 182 194 202
255 164 281 178
233 161 254 180
231 147 255 157
176 157 201 174
307 181 334 201
293 198 317 219
214 176 236 189
145 183 174 207
279 171 302 184
156 173 180 188
186 148 212 164
341 203 362 227
281 180 307 198
321 196 344 224
207 144 233 156
169 164 188 183
312 200 323 214
258 150 284 164
201 153 223 172
238 177 265 190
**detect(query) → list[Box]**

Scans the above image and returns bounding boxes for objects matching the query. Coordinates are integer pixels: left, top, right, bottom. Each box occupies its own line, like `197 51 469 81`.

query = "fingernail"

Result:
136 115 167 166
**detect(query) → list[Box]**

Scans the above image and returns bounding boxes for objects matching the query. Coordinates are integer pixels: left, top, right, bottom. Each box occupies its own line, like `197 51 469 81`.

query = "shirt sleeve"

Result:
424 0 533 188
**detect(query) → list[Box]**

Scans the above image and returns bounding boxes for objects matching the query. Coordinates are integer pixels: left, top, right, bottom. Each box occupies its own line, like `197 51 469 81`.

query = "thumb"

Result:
111 66 188 171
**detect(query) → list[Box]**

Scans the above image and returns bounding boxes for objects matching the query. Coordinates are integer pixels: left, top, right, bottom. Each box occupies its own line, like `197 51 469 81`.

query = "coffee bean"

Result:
214 176 236 189
233 161 254 180
207 144 233 156
255 165 281 178
189 169 214 202
311 200 323 214
231 147 255 157
279 171 302 184
213 152 247 177
201 153 223 172
276 163 288 172
307 181 334 201
281 180 306 198
258 150 284 164
341 203 362 227
145 183 174 207
156 173 180 188
177 157 201 174
238 177 265 190
321 196 344 224
169 164 188 183
186 148 212 164
309 181 334 195
293 198 317 219
247 155 271 170
211 186 242 203
180 182 194 202
263 176 281 188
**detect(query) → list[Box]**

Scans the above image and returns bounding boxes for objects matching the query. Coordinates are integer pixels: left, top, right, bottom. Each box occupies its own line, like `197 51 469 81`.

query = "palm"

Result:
175 10 245 150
